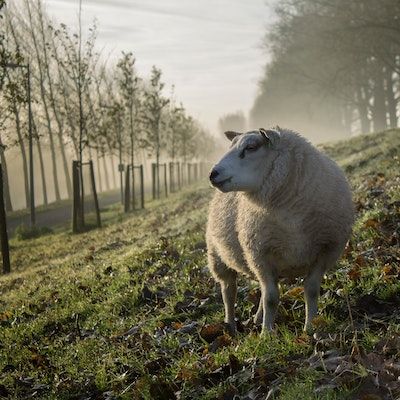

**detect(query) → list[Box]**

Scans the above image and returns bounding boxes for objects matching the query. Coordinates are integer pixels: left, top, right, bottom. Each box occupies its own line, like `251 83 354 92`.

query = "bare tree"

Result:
140 66 169 198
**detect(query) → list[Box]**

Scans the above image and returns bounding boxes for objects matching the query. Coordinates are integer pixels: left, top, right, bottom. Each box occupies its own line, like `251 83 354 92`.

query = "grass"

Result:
1 129 400 399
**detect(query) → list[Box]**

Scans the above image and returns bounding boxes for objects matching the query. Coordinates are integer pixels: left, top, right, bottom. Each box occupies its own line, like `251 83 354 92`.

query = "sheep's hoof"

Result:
223 322 237 337
303 323 314 334
260 326 276 337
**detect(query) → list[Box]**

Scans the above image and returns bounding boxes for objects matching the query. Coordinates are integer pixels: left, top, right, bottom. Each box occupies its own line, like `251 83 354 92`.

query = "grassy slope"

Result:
0 130 399 399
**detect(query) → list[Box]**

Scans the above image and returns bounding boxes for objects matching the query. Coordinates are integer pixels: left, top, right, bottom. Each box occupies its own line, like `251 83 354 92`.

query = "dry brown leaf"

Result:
382 264 395 277
209 334 232 353
30 351 49 369
311 315 328 329
364 218 380 230
285 287 304 298
348 266 361 281
200 323 225 343
176 367 196 381
171 321 183 330
354 254 367 268
294 332 310 345
0 311 12 321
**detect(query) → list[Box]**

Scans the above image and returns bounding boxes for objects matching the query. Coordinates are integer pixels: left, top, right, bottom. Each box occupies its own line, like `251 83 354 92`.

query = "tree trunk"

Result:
356 85 370 133
0 146 12 212
95 147 103 193
102 153 110 191
36 137 48 206
109 151 117 189
156 121 160 199
342 104 352 135
372 64 387 132
384 67 398 129
31 117 48 206
47 121 61 201
13 104 30 208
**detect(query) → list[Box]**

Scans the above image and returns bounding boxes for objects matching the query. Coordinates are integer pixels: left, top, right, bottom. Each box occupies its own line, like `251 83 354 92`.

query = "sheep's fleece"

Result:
206 127 354 333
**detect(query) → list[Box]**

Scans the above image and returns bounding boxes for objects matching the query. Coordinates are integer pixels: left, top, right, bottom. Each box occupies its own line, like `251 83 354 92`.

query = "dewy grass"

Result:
1 130 400 399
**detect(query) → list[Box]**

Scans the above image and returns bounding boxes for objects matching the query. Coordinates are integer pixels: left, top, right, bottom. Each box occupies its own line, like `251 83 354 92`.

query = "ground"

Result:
0 129 400 399
6 190 121 238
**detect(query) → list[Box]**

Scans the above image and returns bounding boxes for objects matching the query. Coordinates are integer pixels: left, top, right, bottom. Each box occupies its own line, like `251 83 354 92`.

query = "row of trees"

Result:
0 0 217 211
251 0 400 140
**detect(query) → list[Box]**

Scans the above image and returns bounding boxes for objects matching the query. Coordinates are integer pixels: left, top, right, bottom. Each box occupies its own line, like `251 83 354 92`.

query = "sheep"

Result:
206 127 354 334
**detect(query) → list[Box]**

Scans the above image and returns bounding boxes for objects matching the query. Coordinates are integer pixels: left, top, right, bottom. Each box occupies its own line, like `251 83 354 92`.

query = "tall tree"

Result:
35 0 72 198
24 0 61 200
140 66 169 198
117 52 140 168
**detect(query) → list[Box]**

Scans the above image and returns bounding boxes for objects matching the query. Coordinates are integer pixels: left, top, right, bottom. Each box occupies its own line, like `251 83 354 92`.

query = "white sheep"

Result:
206 127 354 334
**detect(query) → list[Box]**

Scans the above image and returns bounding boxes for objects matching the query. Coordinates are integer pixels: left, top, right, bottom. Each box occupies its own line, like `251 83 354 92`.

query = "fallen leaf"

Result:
0 311 12 321
200 323 225 343
348 266 361 281
294 332 311 345
171 322 183 330
364 218 380 230
209 334 232 353
354 254 367 268
149 379 177 400
145 357 168 374
30 353 49 368
176 367 197 382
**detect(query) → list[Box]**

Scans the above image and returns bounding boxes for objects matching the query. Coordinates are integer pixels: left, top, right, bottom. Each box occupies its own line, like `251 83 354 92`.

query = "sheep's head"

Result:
209 128 281 193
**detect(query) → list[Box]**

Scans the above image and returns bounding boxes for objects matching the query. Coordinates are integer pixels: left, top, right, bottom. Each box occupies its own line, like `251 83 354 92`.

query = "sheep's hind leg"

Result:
303 264 325 332
220 270 237 335
258 271 279 333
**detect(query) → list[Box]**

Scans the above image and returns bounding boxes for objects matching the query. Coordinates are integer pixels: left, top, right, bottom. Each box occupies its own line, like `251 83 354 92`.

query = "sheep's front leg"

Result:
208 246 237 335
220 270 237 335
303 267 324 332
259 272 279 333
253 297 263 325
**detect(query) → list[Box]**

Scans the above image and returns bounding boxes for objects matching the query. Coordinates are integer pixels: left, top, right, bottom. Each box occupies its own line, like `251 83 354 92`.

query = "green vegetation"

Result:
14 224 53 241
1 130 400 399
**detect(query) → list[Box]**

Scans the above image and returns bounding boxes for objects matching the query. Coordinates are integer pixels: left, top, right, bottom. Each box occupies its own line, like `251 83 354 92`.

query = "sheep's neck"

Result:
242 149 307 212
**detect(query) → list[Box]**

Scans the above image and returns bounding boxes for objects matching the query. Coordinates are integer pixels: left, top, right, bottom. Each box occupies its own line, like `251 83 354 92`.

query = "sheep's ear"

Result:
224 131 241 141
259 128 280 147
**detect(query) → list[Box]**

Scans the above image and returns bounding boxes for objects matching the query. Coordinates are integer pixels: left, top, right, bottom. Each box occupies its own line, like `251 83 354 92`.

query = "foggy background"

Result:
44 0 268 133
2 0 399 211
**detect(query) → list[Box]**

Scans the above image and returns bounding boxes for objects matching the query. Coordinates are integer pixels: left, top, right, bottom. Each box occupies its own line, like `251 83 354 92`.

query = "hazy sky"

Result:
43 0 270 133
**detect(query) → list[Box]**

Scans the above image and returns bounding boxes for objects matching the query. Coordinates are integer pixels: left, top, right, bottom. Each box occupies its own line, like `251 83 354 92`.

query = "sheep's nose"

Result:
209 169 219 182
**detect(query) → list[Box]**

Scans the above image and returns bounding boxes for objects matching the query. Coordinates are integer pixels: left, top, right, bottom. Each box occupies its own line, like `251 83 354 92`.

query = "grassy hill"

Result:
1 129 399 399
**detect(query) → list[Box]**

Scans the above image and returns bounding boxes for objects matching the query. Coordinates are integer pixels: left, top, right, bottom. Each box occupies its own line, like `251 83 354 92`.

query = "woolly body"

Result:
206 128 354 332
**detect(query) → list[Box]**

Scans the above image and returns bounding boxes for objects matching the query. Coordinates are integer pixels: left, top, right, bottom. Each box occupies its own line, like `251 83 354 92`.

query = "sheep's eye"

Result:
239 144 257 159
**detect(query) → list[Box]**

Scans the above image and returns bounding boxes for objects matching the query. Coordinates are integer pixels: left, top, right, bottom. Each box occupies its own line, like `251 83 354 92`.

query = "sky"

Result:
43 0 271 133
